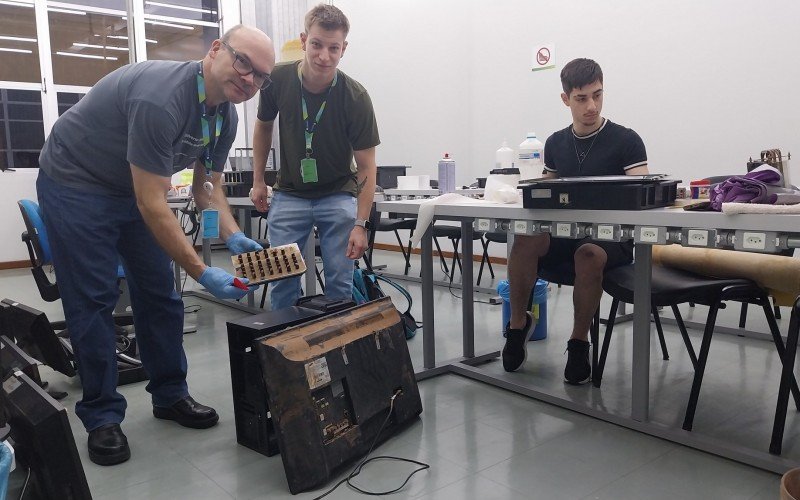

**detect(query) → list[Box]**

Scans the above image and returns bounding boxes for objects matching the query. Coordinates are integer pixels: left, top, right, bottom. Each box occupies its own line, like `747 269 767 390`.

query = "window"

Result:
0 0 222 168
0 1 41 83
0 89 44 169
57 91 84 116
48 4 130 87
144 0 219 61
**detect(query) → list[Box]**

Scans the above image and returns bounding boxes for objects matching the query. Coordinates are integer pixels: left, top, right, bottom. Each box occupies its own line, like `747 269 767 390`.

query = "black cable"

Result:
18 467 31 499
115 334 132 352
311 391 430 499
433 245 495 304
446 284 496 305
180 221 201 293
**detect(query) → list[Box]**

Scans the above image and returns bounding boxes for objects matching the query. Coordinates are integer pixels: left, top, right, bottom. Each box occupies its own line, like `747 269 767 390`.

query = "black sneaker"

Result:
502 312 535 372
564 339 591 385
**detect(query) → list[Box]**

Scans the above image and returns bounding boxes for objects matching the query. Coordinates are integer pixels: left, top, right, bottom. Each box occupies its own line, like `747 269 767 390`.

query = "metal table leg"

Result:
305 229 317 296
461 220 475 358
631 243 652 421
421 224 435 369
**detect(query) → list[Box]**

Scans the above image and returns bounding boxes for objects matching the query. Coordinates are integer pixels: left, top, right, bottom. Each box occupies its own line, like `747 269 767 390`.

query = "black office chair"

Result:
770 295 800 455
370 218 416 275
17 199 147 387
368 186 416 275
431 225 483 284
736 249 796 325
477 231 506 286
251 209 270 242
596 262 800 435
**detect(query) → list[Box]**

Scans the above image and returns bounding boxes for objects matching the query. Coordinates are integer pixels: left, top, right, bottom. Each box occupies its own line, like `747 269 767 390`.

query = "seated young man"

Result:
503 58 648 384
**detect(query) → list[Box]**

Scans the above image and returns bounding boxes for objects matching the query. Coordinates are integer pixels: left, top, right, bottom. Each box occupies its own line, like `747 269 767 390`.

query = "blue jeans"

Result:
267 191 357 309
37 171 188 431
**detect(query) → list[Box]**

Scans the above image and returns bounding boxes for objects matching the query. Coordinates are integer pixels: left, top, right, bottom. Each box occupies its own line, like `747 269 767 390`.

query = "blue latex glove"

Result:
226 231 263 255
198 267 257 300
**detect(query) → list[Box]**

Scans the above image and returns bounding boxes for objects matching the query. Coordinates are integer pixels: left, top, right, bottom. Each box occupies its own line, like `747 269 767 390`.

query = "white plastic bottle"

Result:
438 153 456 194
495 140 515 170
518 132 544 180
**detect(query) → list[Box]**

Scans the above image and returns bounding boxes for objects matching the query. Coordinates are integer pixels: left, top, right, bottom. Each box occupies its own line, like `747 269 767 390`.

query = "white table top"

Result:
377 198 800 234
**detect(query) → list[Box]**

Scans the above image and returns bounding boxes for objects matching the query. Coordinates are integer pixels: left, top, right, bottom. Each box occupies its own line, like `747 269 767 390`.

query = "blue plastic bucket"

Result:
497 279 548 341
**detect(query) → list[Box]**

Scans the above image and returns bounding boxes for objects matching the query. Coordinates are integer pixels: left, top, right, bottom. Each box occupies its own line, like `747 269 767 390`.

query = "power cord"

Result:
434 247 496 304
311 390 429 499
17 466 31 499
179 215 201 294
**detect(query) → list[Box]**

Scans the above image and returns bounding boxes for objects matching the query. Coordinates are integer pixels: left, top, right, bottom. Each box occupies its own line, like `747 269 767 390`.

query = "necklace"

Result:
572 120 604 166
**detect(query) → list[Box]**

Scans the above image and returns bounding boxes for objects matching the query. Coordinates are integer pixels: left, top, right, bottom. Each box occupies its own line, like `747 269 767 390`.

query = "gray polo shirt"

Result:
39 60 237 196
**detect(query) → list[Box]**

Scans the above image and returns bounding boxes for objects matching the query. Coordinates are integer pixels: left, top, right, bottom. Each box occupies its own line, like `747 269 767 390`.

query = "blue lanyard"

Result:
197 65 223 179
298 63 337 158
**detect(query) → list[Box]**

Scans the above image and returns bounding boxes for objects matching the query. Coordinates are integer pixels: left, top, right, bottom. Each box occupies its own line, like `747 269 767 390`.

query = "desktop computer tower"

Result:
226 298 354 457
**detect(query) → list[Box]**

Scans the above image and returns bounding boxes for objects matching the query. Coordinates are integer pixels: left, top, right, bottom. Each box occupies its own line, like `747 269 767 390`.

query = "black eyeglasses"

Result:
221 41 271 90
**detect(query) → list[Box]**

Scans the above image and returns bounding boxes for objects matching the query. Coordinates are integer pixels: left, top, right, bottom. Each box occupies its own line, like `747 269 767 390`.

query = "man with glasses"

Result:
250 4 379 310
36 25 275 465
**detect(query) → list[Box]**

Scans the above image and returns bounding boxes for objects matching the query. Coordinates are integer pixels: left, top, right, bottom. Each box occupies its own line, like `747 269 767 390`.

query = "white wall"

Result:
334 0 800 186
2 1 799 263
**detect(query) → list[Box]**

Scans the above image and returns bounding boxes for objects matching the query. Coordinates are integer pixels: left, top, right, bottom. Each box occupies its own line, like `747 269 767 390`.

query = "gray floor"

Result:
2 248 796 499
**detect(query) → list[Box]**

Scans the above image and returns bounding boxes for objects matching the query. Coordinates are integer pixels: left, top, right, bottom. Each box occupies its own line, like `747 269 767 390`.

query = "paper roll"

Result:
652 245 800 304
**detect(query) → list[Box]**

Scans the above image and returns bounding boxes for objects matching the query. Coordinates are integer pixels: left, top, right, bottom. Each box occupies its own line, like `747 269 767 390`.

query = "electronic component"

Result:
231 243 307 285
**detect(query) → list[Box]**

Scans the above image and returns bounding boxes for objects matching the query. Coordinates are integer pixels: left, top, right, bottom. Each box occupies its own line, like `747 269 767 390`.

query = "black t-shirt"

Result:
543 119 646 177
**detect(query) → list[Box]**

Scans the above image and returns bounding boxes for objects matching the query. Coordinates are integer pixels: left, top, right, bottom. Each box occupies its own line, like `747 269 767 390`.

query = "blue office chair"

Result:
17 199 146 386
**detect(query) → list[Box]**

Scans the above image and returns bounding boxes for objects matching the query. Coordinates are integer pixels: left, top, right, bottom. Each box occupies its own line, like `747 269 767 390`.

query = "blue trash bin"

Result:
497 279 548 341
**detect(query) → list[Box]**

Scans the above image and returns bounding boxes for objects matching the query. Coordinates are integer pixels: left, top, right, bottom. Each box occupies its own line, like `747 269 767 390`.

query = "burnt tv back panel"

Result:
254 297 422 494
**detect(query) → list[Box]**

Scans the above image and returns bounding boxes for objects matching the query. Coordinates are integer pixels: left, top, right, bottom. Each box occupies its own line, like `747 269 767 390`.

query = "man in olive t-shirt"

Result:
251 4 380 309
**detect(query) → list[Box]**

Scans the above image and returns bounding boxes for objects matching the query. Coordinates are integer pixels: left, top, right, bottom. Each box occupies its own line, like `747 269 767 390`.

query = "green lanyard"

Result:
298 64 337 158
197 64 223 179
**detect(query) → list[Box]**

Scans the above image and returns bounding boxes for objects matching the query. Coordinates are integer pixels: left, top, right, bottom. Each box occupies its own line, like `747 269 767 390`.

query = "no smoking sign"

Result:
532 43 556 72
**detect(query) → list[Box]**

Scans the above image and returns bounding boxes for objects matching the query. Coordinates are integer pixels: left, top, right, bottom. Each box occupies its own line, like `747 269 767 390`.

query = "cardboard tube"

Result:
652 245 800 300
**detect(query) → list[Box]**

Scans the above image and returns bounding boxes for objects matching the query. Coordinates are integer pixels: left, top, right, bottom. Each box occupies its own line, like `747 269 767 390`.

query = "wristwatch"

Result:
354 219 372 230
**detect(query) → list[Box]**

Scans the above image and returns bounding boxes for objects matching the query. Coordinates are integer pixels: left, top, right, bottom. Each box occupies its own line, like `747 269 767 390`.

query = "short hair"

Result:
221 24 245 44
560 58 603 95
304 4 350 36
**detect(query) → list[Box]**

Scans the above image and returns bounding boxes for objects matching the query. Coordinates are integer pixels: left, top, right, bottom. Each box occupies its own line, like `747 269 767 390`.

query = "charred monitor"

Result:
254 297 422 494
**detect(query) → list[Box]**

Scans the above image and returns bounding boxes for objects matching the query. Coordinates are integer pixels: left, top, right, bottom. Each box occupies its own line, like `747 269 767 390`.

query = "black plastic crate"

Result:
521 175 679 210
376 165 409 189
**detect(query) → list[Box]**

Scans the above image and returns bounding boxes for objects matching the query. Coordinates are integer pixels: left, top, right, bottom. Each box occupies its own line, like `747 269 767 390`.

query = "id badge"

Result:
300 157 318 183
202 208 219 239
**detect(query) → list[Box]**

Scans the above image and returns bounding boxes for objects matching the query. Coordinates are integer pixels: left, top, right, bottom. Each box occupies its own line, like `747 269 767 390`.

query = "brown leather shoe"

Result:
153 395 219 429
88 423 130 466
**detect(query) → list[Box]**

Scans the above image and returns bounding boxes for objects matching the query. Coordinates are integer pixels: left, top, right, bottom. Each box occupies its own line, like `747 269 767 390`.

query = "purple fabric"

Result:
709 168 780 211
